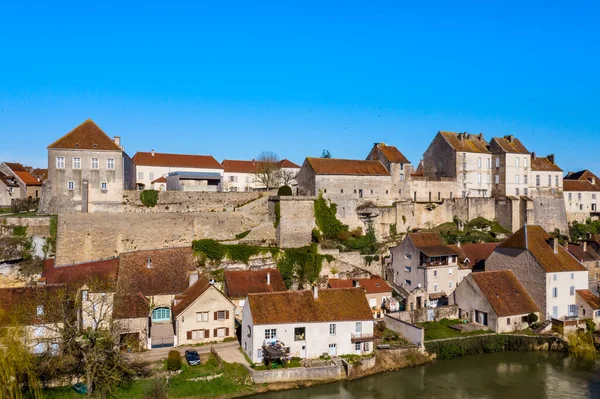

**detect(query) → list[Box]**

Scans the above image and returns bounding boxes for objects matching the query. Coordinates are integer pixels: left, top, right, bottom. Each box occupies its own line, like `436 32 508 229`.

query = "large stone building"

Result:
530 154 563 198
366 143 411 200
563 170 600 223
39 119 136 214
489 136 531 198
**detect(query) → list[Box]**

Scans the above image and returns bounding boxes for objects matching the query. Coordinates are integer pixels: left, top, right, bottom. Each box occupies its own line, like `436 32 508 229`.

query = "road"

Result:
127 340 246 364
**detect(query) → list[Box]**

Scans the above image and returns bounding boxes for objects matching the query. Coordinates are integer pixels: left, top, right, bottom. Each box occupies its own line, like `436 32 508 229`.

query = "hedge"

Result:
277 185 293 196
167 350 182 370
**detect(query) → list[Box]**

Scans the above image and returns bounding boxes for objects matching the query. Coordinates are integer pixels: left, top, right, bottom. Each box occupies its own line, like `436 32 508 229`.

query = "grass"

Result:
420 318 491 341
3 211 40 218
44 354 254 398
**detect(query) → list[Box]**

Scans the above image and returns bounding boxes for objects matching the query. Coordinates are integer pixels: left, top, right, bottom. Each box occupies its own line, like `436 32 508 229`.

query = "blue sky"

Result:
1 1 598 172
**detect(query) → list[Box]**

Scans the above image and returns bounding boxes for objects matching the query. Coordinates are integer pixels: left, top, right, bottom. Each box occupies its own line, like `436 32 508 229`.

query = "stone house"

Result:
530 154 563 198
222 159 300 192
388 232 466 309
489 136 531 198
450 270 540 333
242 287 374 363
132 151 223 191
486 225 588 320
327 276 392 319
422 131 492 199
0 162 44 200
0 171 21 207
223 268 287 319
563 170 600 223
173 275 236 346
366 143 411 200
568 241 600 283
576 289 600 329
40 119 136 214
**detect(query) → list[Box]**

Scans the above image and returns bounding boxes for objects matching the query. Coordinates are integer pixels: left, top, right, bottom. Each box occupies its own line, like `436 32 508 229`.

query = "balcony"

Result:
351 333 375 343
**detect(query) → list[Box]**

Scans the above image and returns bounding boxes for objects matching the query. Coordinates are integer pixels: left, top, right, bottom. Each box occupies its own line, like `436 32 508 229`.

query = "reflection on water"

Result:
255 352 600 399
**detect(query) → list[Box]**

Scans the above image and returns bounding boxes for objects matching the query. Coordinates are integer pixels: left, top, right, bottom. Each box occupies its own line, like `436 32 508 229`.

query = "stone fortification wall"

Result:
55 212 257 265
532 196 569 234
122 190 269 213
272 196 315 248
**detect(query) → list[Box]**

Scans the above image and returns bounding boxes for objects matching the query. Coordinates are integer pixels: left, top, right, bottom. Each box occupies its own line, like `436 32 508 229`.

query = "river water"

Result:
255 352 600 399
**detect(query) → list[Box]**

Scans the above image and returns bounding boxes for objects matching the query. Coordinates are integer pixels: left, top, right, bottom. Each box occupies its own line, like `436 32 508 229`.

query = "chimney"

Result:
548 154 555 164
531 152 536 160
146 256 152 268
151 149 155 156
313 285 318 299
458 133 464 142
478 133 483 141
506 135 514 143
189 271 199 287
353 280 360 288
582 241 587 252
551 237 559 254
114 136 121 147
456 240 461 248
266 272 271 285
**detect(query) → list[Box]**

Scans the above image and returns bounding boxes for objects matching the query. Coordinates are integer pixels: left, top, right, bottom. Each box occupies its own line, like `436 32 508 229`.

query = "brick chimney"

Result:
151 149 155 156
114 136 121 147
313 285 318 299
478 133 483 141
506 135 514 143
551 237 559 254
582 241 587 252
189 271 198 287
548 154 555 164
531 152 536 159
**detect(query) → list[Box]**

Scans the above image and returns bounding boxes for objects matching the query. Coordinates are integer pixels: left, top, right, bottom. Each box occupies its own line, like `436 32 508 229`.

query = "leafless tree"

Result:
279 169 298 186
255 151 281 189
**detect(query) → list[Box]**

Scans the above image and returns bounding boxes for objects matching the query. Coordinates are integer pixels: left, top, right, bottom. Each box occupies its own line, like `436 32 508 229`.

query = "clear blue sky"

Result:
1 1 598 172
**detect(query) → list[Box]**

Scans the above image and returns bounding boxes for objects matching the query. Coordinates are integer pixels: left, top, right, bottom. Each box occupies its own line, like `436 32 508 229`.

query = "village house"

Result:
563 170 600 223
0 162 44 200
223 268 287 318
450 270 540 332
0 171 21 207
576 289 600 329
173 275 236 346
486 225 588 320
488 136 531 198
242 287 374 364
365 143 411 200
132 151 224 192
39 119 136 214
568 241 600 284
327 276 392 319
455 242 499 272
222 159 300 192
530 153 563 198
388 232 466 309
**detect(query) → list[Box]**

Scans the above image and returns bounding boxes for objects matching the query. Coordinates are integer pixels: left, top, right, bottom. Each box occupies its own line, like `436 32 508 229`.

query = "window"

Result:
149 172 154 181
495 157 500 168
32 343 45 355
56 156 65 169
568 193 572 200
553 273 557 281
524 175 528 184
515 188 519 196
495 175 499 184
552 306 558 318
192 330 205 339
37 305 44 316
50 343 60 355
91 158 99 169
552 287 558 298
487 158 491 169
523 158 528 168
82 290 88 301
433 284 438 292
400 174 405 182
341 189 344 193
569 304 577 317
67 181 75 191
369 297 377 307
405 253 412 260
196 312 209 322
355 322 362 333
329 343 337 355
515 175 520 184
486 174 490 184
152 307 171 322
571 273 574 279
404 279 412 286
138 172 144 180
477 158 482 169
329 323 336 336
294 327 306 341
72 157 81 169
449 281 453 289
217 328 226 337
570 286 575 296
355 343 361 351
536 175 540 186
107 158 115 170
556 175 559 187
593 194 597 200
477 173 481 184
404 266 412 272
548 175 552 186
265 329 277 340
216 310 227 320
507 318 511 325
257 348 263 360
100 181 107 191
433 270 438 277
524 188 528 196
515 158 520 167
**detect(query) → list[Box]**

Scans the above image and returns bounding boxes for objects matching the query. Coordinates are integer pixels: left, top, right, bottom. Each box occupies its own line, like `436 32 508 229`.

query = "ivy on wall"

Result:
192 239 279 264
313 192 348 240
274 201 281 229
277 244 334 289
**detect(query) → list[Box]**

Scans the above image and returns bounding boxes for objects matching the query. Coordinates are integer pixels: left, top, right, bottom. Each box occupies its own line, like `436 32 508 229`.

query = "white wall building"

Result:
222 159 300 192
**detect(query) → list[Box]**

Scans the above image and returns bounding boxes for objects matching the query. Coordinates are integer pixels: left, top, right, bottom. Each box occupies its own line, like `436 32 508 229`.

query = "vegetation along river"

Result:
255 352 600 399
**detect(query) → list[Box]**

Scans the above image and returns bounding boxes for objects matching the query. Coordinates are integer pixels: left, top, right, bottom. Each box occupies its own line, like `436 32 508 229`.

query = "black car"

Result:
185 349 201 366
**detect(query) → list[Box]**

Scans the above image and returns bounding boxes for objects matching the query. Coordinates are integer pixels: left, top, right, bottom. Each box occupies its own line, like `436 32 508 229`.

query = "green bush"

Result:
314 192 348 240
528 313 539 325
192 239 278 264
311 228 322 243
389 223 398 237
584 318 596 333
277 185 293 196
277 244 333 288
12 225 27 237
166 350 182 371
140 190 159 207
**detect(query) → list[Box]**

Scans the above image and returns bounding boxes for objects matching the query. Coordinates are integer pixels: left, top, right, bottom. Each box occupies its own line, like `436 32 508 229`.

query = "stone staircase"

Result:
533 320 552 334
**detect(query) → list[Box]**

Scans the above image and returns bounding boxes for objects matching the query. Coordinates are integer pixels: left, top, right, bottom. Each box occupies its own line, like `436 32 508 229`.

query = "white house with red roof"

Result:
221 159 300 192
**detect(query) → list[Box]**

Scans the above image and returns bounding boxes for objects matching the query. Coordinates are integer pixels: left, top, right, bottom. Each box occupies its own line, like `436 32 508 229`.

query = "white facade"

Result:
545 271 588 319
564 190 599 220
457 151 492 198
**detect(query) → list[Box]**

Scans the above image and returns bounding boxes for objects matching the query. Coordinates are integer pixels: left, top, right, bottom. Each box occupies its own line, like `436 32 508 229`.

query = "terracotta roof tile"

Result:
408 232 460 257
531 156 562 172
498 225 587 273
491 137 530 154
470 270 540 317
565 170 599 182
113 293 149 319
151 176 167 183
568 244 600 263
306 157 390 176
31 168 48 181
439 131 490 154
4 162 27 172
277 159 301 169
247 288 373 325
133 152 223 169
48 119 122 151
173 276 212 316
0 285 67 325
43 257 119 290
374 143 410 164
563 180 600 192
327 276 392 294
14 170 42 186
0 172 19 188
224 269 287 298
576 289 600 310
458 243 499 265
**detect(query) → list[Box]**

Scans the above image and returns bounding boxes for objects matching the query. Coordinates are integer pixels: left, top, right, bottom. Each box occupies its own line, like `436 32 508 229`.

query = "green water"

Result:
255 352 600 398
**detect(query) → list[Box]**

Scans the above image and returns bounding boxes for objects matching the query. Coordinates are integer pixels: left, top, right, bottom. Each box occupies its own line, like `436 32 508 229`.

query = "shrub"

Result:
144 378 169 399
277 185 293 196
311 228 322 243
140 190 159 207
277 244 333 288
584 318 596 333
314 193 348 239
389 223 398 237
350 227 363 238
192 239 278 264
166 350 181 371
528 313 539 325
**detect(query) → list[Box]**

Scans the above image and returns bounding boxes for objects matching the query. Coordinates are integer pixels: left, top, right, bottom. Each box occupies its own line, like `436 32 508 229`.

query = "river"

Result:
255 352 600 399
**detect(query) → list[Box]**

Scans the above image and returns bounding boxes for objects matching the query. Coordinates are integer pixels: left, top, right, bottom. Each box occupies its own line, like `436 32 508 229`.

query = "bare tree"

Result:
280 169 298 186
255 151 281 189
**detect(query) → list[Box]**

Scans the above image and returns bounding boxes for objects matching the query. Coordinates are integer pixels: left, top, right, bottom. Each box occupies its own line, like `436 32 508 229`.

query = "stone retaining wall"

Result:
384 314 425 347
251 363 343 384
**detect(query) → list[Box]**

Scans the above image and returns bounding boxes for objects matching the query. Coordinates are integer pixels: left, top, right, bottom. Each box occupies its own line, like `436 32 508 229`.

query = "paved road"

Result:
128 340 243 363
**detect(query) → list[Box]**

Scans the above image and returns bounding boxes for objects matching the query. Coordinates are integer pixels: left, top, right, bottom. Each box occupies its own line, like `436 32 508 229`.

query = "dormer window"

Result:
147 256 152 268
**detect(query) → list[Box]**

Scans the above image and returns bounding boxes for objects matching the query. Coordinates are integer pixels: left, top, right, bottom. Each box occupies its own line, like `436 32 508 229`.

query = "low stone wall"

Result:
390 306 459 324
343 356 377 380
251 364 343 384
384 314 425 347
0 216 52 237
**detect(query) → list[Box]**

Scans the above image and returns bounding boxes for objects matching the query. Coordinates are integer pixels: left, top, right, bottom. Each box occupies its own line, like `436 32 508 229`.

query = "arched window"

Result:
152 307 171 322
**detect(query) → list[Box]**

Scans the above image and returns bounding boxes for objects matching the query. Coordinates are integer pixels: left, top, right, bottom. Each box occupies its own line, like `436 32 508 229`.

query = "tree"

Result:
279 169 298 186
255 151 281 189
321 149 332 158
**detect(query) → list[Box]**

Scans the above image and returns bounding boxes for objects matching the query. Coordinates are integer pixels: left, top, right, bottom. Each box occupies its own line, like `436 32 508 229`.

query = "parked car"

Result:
185 349 201 366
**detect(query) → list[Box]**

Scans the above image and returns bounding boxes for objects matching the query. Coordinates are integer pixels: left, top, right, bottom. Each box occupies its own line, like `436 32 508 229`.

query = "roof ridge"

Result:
47 119 118 150
135 151 217 158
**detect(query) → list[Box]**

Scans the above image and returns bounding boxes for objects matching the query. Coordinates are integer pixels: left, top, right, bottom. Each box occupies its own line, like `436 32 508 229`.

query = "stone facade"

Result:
122 190 266 213
270 196 315 248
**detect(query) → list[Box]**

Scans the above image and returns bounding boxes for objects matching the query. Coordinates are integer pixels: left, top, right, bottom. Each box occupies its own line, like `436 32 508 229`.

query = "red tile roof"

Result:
565 170 599 182
492 137 530 154
31 168 48 181
373 143 410 164
576 289 600 310
277 159 301 169
151 176 167 183
48 119 122 151
459 243 499 265
305 157 390 176
439 131 490 154
0 172 19 188
43 257 119 290
247 288 373 325
568 243 600 263
222 159 300 173
173 276 213 317
224 269 287 299
563 180 600 192
4 162 27 172
408 232 460 257
14 170 42 186
0 285 67 325
531 156 562 172
470 270 540 317
327 276 392 294
113 293 149 319
498 225 587 273
133 152 223 169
